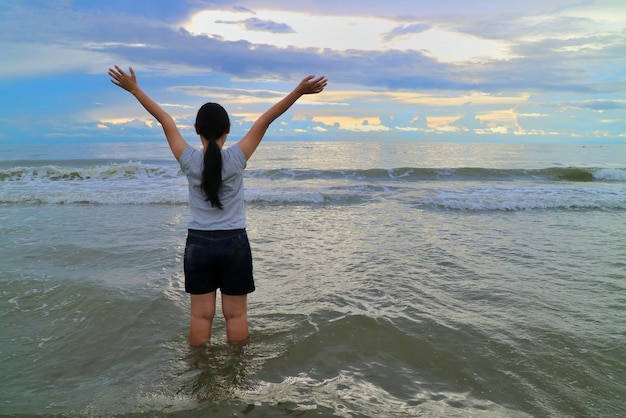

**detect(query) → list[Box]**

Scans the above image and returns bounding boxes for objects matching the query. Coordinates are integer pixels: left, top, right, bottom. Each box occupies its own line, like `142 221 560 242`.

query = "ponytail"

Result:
195 103 230 210
202 139 223 209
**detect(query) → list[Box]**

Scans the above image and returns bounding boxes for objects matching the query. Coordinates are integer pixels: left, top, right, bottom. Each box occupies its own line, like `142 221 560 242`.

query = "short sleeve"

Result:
178 145 198 175
226 144 247 171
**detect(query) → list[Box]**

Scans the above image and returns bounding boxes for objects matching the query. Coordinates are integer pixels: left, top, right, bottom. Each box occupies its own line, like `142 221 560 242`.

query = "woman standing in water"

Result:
108 65 327 346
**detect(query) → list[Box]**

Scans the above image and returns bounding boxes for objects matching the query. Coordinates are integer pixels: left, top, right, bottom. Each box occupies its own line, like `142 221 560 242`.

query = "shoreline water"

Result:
1 141 625 416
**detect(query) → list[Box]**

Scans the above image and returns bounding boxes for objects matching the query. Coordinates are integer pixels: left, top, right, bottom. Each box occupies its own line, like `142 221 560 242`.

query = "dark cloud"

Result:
169 86 284 99
572 100 626 111
215 17 295 33
383 23 431 42
3 0 625 95
232 6 254 13
99 26 603 94
101 28 468 90
243 17 294 33
189 0 586 19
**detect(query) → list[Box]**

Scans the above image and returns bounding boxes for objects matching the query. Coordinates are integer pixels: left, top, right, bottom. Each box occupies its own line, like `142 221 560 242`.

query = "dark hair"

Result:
195 103 230 209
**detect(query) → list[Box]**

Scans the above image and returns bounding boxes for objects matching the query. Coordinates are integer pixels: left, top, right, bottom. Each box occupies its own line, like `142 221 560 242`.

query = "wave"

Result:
2 161 625 184
0 161 188 205
423 184 626 212
1 161 624 211
0 161 180 182
247 166 626 182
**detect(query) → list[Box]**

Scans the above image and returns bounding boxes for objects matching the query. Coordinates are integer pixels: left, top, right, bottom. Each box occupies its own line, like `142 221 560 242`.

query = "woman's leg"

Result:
189 292 217 346
221 294 249 343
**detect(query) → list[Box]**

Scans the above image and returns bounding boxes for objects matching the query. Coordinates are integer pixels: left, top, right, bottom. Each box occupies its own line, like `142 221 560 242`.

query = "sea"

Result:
0 140 624 417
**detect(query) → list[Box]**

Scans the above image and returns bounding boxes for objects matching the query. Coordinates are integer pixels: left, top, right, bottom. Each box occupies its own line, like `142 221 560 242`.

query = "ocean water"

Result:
0 141 625 417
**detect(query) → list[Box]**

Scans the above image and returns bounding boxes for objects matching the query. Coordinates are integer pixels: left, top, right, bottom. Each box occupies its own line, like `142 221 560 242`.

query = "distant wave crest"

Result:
1 162 624 210
2 162 625 183
246 166 626 182
424 184 626 212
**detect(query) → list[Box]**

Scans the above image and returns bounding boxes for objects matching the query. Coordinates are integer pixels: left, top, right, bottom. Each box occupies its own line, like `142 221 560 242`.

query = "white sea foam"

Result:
1 152 625 211
426 184 626 211
593 168 626 181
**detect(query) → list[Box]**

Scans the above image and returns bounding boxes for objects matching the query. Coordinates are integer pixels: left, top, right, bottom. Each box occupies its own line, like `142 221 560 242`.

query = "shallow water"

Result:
1 142 625 416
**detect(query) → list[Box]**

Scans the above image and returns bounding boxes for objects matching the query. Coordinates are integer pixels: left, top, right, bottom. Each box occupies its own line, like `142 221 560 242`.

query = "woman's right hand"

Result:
108 65 139 94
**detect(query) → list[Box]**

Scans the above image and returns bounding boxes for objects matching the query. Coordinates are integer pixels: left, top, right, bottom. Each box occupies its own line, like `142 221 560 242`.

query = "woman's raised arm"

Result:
108 66 189 160
237 75 328 160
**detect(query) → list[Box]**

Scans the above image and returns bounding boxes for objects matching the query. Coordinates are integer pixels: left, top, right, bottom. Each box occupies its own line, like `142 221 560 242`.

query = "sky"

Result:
1 0 625 144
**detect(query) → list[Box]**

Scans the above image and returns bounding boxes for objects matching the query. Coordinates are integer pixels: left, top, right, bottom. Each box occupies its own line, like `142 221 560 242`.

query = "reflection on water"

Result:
175 343 254 403
251 142 626 170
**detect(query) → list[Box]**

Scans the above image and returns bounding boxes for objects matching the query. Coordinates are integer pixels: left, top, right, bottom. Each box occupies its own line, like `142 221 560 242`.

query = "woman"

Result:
108 65 327 346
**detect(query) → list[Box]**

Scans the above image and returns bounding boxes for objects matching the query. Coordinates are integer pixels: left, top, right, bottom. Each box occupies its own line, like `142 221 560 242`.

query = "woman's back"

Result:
179 144 248 231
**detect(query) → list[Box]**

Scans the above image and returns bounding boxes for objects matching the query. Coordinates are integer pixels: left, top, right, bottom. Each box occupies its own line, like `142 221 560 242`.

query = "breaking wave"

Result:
1 161 624 211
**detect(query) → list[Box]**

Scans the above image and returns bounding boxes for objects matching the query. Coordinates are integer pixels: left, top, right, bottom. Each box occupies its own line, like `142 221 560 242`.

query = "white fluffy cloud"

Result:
183 9 512 63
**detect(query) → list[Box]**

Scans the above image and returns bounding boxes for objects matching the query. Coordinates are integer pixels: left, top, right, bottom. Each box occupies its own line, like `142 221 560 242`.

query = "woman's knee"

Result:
191 309 215 322
190 292 217 320
221 294 247 319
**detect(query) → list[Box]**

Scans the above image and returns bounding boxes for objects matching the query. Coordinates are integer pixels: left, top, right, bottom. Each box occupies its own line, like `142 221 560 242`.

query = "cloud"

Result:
216 17 295 33
169 86 285 102
383 23 431 42
0 43 111 78
4 2 622 92
1 1 625 143
185 8 514 63
308 115 388 132
570 100 626 111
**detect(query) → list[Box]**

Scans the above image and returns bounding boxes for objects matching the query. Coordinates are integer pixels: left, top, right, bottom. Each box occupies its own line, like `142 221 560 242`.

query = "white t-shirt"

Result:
178 144 247 230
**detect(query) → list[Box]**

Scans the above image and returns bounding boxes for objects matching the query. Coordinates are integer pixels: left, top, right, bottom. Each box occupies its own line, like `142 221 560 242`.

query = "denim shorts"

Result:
184 229 255 295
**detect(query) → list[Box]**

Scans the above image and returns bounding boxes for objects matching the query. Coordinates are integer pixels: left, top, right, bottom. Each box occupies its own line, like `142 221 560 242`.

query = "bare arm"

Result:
108 66 188 160
237 75 328 160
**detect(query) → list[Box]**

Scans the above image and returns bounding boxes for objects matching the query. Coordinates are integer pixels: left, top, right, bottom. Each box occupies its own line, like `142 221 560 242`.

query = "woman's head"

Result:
195 103 230 142
196 103 230 210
